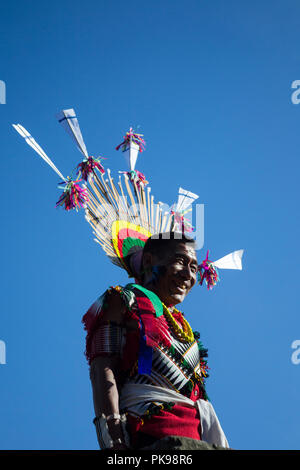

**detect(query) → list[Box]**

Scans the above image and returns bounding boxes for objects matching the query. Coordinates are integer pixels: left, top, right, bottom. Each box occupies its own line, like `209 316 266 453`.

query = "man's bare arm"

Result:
89 290 128 449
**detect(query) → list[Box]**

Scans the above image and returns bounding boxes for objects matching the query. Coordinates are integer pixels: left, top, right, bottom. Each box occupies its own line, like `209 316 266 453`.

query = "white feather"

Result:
213 249 244 270
12 124 66 180
56 108 89 158
175 187 199 212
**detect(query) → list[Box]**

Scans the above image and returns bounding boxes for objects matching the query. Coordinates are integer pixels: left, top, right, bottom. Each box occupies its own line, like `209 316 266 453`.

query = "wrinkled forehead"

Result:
162 241 198 264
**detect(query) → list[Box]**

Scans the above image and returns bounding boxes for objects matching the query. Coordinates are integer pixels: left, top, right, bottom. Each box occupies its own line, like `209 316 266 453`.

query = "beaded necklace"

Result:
161 302 194 343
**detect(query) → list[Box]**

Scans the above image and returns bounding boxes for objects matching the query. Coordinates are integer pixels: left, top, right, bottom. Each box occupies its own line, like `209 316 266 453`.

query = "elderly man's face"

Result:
143 242 198 306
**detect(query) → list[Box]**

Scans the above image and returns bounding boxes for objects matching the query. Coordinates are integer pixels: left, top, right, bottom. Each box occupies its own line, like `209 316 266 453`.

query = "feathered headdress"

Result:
13 108 244 287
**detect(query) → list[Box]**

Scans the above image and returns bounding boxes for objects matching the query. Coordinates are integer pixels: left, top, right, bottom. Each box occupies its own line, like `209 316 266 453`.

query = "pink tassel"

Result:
76 156 105 181
198 250 220 290
170 210 194 233
120 170 148 188
116 127 146 153
56 178 89 211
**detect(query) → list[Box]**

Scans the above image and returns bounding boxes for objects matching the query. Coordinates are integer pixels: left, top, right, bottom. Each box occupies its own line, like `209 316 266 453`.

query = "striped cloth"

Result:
123 326 202 412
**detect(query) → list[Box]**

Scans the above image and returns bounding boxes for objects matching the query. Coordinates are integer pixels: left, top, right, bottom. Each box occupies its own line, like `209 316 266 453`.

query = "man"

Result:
83 232 229 450
12 117 240 450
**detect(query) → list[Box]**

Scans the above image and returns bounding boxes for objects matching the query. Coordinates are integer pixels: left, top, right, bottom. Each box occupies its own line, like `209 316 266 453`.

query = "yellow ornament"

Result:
161 303 194 343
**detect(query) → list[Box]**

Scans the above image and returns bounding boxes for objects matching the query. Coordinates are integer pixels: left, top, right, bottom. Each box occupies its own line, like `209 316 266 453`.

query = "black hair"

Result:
142 231 196 259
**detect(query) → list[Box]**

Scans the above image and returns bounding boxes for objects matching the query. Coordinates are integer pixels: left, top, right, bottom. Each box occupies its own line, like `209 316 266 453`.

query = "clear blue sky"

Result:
0 0 299 450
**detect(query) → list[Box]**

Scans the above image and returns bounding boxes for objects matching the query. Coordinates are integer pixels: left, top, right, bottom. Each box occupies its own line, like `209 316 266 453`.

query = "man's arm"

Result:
89 290 129 450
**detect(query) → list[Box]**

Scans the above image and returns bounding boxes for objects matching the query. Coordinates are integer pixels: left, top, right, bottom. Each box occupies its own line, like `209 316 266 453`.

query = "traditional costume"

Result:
13 109 244 450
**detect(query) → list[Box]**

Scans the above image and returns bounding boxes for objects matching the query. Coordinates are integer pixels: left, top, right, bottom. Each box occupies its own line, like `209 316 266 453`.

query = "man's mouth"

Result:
171 281 189 295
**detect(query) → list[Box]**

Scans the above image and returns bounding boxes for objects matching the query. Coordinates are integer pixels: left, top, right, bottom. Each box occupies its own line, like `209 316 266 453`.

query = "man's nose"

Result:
179 265 194 280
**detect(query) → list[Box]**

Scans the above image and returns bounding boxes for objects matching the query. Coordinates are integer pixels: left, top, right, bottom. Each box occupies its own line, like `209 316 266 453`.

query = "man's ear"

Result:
142 252 153 272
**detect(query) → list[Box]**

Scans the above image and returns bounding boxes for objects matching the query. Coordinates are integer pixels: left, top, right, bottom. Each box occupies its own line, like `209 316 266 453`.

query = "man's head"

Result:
141 232 198 306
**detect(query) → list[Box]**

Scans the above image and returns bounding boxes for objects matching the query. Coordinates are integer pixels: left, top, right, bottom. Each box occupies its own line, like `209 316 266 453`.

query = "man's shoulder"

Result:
100 283 140 315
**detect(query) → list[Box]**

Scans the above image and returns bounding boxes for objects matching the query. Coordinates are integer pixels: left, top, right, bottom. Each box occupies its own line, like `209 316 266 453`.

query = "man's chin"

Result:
166 292 186 306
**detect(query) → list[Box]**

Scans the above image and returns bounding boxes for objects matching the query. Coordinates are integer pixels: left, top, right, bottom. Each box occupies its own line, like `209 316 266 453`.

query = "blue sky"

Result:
0 0 299 450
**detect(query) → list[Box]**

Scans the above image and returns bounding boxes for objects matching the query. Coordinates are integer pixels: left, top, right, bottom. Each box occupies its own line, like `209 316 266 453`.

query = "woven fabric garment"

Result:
82 284 209 446
126 387 202 447
132 336 200 388
122 330 202 410
120 314 204 446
